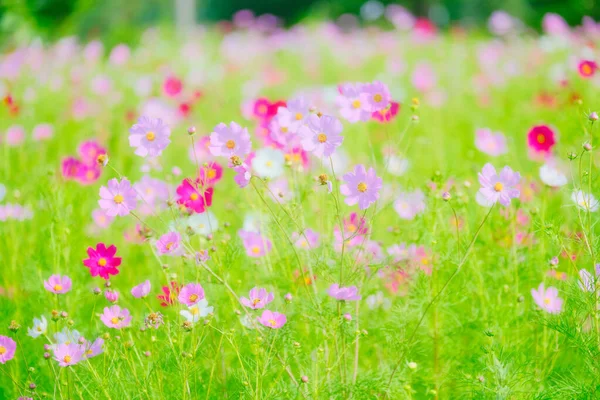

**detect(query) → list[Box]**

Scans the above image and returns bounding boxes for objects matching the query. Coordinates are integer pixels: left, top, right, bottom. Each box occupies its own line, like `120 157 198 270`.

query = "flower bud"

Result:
589 112 598 121
187 126 196 136
442 191 451 201
584 142 592 152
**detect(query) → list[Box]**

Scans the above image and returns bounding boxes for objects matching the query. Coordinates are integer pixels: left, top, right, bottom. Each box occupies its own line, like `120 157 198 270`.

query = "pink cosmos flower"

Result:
328 284 361 301
394 190 426 220
105 290 119 303
100 305 132 329
175 179 213 213
134 175 170 214
412 63 437 92
82 243 122 280
53 343 84 367
43 275 72 294
233 163 252 188
475 128 507 156
99 178 137 217
578 60 597 78
163 75 183 97
198 162 223 187
359 81 391 112
477 163 520 207
275 96 311 134
527 125 556 155
298 114 344 157
257 310 287 329
188 135 212 162
340 165 383 210
336 83 372 123
241 287 274 309
131 280 151 298
61 157 81 180
78 141 106 166
5 125 25 146
292 228 320 249
178 283 206 306
268 178 293 203
372 101 400 123
209 122 252 158
129 116 171 158
239 230 272 257
109 44 130 65
75 164 101 185
156 231 184 256
83 338 104 358
158 282 181 307
334 213 369 249
92 208 114 229
531 283 563 314
32 123 54 141
0 336 16 364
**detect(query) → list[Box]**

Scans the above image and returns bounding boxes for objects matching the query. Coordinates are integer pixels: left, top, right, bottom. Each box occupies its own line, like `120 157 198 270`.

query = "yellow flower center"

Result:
493 182 503 192
226 140 235 149
347 224 357 232
113 194 124 204
268 319 276 326
63 355 72 363
543 297 551 305
98 258 107 267
37 327 42 331
53 284 63 291
251 246 261 254
0 346 6 355
281 126 288 133
207 169 216 179
317 133 327 143
189 294 199 303
352 100 361 109
166 242 174 251
295 112 303 121
252 298 261 306
110 317 120 325
373 94 383 103
190 306 199 315
266 161 273 167
146 131 155 142
537 134 545 144
357 182 367 193
583 63 592 75
190 193 199 201
86 170 95 180
86 349 93 355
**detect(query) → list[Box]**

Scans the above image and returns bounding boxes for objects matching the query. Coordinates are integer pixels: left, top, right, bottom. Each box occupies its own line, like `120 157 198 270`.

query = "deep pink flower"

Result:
175 179 213 213
61 157 82 180
178 283 205 306
527 125 556 154
209 122 252 157
43 275 72 294
129 116 171 158
198 162 223 187
100 305 132 329
298 114 344 157
98 178 137 217
82 243 122 280
257 310 287 329
163 75 183 97
239 230 272 257
156 231 184 256
0 336 16 364
372 101 400 123
158 282 181 307
75 164 101 185
241 287 274 309
53 343 84 367
328 284 361 301
340 165 383 210
78 141 106 166
131 280 151 298
578 60 597 78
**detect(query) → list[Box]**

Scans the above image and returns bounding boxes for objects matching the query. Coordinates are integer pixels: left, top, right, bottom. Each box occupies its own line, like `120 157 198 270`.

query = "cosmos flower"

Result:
131 280 151 298
105 290 119 303
98 178 137 217
163 75 183 97
275 96 311 134
340 165 383 210
252 148 285 179
27 316 48 338
209 122 252 158
53 343 84 367
100 305 132 329
82 243 122 280
572 190 599 212
328 284 361 301
336 83 372 123
359 81 391 112
257 310 287 329
43 275 72 294
92 208 114 229
239 230 272 257
292 228 320 249
539 163 568 187
61 157 82 180
233 163 252 188
394 190 426 220
527 125 556 155
475 128 507 156
178 283 206 306
158 282 181 307
156 231 184 256
531 283 563 314
578 60 597 78
78 141 107 166
298 114 344 158
198 162 223 187
129 116 171 158
578 269 596 292
82 338 104 358
175 179 213 213
187 211 219 236
372 101 400 123
240 287 274 309
477 163 520 207
180 299 214 323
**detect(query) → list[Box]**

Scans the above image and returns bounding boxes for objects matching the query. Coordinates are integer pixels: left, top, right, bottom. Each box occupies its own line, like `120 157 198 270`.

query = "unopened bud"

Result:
187 126 196 135
584 143 592 151
589 112 598 121
442 191 451 201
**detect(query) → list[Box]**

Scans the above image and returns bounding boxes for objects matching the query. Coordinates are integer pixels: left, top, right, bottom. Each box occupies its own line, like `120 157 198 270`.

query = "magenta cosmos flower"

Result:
99 178 137 217
239 230 272 257
298 114 344 157
176 180 213 213
531 283 563 314
178 283 205 306
328 284 361 301
53 343 84 367
477 163 520 207
257 310 287 329
83 243 121 279
359 81 391 112
156 231 184 256
527 125 556 155
0 336 16 364
43 275 72 294
100 305 132 329
209 122 252 158
241 287 274 309
131 280 151 298
129 116 171 158
340 165 383 210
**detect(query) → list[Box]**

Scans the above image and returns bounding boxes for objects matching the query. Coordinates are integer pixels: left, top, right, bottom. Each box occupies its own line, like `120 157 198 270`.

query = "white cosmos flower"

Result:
253 148 285 179
187 211 219 236
180 299 214 323
0 183 5 202
572 190 599 212
27 316 48 338
384 155 409 176
539 164 567 187
53 328 82 346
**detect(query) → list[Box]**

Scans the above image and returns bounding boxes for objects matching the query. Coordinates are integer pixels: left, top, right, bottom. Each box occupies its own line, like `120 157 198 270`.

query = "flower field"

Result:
2 8 600 399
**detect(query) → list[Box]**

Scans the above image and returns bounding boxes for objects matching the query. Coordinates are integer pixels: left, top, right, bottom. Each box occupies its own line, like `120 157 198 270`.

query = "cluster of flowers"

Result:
61 141 107 185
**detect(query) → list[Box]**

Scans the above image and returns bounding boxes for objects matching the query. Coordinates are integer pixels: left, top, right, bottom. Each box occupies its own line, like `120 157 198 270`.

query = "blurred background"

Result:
0 0 598 46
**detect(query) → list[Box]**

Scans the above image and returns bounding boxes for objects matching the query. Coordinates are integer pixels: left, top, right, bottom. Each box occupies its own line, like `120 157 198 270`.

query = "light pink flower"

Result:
241 287 274 309
531 283 563 314
100 305 132 329
131 280 151 298
178 283 205 306
43 275 72 294
475 128 507 156
98 178 137 217
156 231 184 256
257 310 287 329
